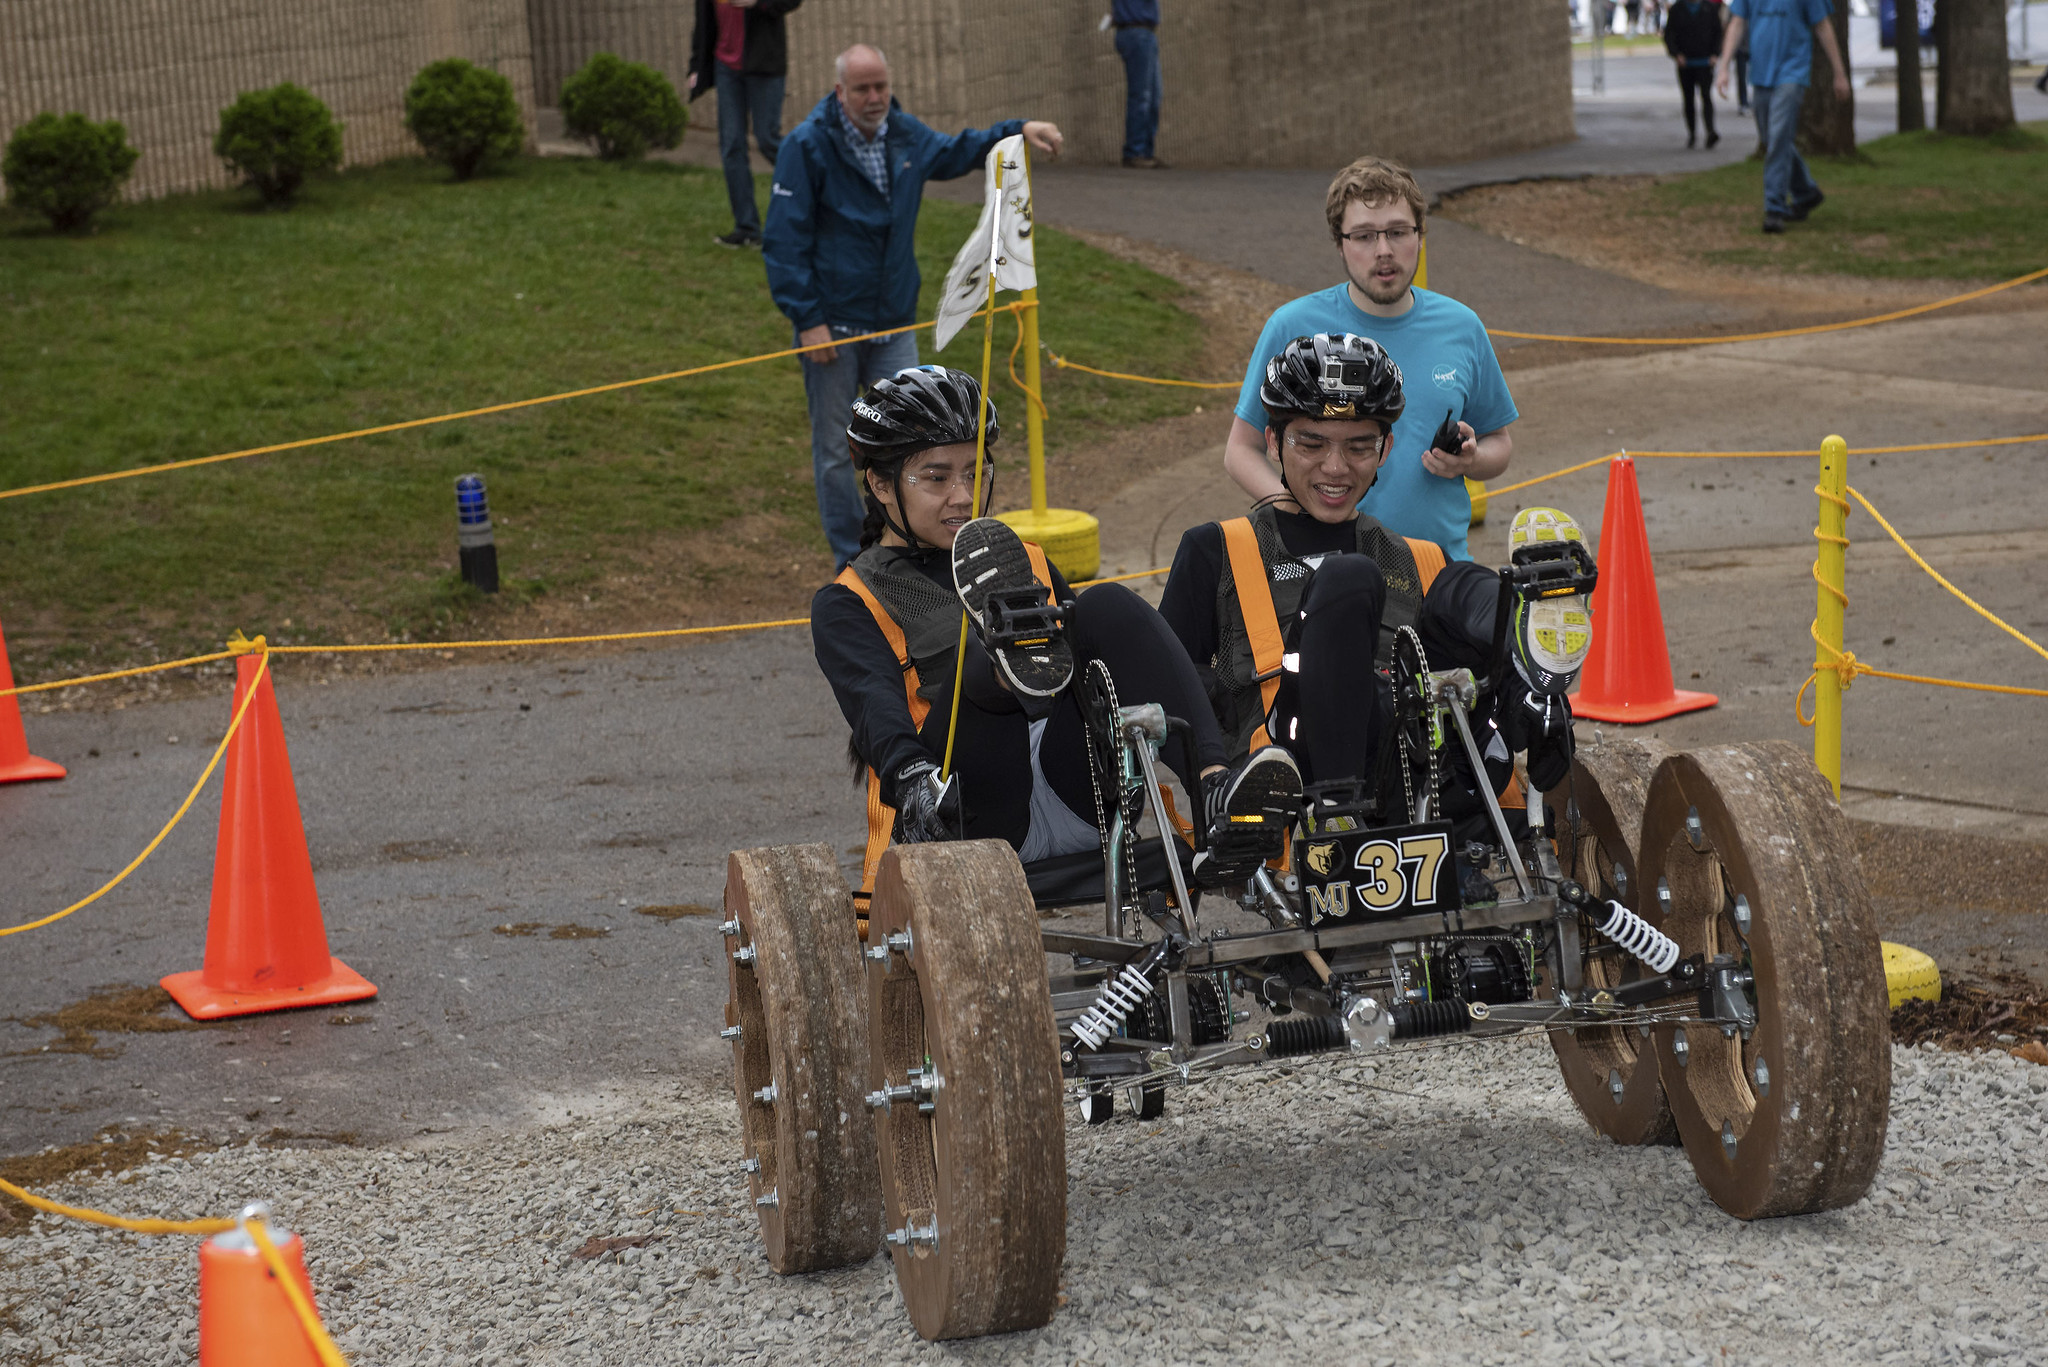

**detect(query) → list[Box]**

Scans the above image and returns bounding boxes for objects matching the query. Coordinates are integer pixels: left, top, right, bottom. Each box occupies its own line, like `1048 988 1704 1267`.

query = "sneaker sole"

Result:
951 517 1073 698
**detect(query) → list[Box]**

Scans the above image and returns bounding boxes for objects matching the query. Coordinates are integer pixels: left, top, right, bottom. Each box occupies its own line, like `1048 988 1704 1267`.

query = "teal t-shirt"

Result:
1730 0 1831 89
1234 284 1517 561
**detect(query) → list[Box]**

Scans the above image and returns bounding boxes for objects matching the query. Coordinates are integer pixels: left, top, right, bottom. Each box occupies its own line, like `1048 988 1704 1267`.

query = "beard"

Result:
1347 256 1414 307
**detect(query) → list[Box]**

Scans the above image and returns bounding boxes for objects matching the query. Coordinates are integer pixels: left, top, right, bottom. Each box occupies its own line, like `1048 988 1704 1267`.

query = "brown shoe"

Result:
1121 156 1169 169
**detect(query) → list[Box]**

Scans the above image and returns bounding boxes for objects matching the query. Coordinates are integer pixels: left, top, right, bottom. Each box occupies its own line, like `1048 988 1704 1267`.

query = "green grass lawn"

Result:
0 156 1204 673
1653 121 2048 279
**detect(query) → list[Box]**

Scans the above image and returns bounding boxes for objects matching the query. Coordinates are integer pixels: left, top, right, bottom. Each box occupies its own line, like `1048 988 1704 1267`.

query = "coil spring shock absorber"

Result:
1071 943 1169 1050
1561 879 1679 973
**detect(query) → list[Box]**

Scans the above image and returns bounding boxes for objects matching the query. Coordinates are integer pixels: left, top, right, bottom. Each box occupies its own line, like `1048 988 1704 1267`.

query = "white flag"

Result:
934 134 1037 352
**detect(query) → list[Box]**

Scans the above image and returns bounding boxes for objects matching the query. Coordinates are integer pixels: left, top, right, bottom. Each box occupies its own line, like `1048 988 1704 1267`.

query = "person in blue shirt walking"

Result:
1221 157 1516 562
763 43 1063 569
1714 0 1849 233
1112 0 1166 169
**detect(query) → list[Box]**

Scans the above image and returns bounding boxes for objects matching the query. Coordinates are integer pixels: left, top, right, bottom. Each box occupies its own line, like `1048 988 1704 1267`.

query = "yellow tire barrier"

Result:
997 507 1101 583
1882 941 1942 1008
1466 477 1488 527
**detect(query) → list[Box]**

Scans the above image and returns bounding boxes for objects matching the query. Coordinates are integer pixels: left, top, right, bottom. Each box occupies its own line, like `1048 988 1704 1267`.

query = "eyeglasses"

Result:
1338 225 1421 248
900 465 994 493
1285 432 1385 461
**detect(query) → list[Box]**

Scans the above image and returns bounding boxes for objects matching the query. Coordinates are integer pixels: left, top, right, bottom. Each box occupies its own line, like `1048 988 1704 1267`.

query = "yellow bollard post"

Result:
1813 434 1850 797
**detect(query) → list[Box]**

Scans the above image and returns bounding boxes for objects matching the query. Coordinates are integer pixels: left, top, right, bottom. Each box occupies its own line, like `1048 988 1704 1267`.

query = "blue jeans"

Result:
800 327 922 568
1752 82 1820 219
714 64 784 237
1114 26 1161 160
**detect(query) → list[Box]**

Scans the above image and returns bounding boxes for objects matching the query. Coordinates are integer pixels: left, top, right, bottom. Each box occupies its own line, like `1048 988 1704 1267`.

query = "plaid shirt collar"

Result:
837 104 890 195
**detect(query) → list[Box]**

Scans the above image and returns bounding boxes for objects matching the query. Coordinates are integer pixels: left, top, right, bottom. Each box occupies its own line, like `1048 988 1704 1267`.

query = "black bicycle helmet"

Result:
1259 333 1405 430
847 365 1000 471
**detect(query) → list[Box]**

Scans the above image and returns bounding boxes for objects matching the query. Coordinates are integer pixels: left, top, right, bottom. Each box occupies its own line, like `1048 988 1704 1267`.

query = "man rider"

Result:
809 365 1302 900
1158 334 1591 836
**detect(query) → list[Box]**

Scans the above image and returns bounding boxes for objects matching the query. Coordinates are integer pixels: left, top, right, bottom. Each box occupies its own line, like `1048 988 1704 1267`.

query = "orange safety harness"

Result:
834 541 1055 908
1218 516 1446 751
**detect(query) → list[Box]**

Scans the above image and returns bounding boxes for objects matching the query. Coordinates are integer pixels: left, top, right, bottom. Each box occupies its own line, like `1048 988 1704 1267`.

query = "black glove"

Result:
892 761 963 844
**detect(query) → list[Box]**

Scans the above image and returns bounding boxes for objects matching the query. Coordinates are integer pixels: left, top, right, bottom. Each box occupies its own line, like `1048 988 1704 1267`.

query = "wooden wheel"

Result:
724 844 882 1273
1546 738 1680 1146
867 841 1067 1341
1639 742 1890 1219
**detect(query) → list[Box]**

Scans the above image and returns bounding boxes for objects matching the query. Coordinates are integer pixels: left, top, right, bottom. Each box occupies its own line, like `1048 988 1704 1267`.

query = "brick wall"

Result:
0 0 534 203
531 0 1572 169
1 0 1569 204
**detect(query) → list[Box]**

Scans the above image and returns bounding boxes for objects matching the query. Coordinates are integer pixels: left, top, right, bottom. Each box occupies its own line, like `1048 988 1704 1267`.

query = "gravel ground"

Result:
5 1038 2045 1366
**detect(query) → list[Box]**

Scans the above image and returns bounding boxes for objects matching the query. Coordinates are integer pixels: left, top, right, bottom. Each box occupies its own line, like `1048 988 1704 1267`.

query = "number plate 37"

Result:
1296 820 1460 926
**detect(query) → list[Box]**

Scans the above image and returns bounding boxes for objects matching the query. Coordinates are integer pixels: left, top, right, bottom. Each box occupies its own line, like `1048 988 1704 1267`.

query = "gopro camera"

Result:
1320 357 1374 394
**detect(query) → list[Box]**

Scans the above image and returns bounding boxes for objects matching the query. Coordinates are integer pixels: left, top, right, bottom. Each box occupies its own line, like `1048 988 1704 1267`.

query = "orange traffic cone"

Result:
1571 455 1718 724
0 615 65 784
197 1218 327 1367
161 653 375 1020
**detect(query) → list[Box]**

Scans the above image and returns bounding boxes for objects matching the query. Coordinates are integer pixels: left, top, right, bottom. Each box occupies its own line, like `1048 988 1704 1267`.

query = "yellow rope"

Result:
249 1216 350 1367
1481 432 2048 500
1486 265 2048 344
942 267 1003 784
0 306 1030 503
0 1174 233 1236
1045 349 1240 389
1798 482 2048 722
1844 484 2048 667
1007 315 1049 421
1 649 242 699
1044 268 2047 387
0 651 270 937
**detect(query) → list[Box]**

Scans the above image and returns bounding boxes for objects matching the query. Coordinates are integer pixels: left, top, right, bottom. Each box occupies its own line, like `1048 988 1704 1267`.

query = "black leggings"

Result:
1679 64 1717 138
915 583 1228 850
1268 557 1503 787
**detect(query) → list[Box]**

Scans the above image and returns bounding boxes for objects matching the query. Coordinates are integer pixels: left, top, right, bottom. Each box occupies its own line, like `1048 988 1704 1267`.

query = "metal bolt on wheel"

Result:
1639 742 1890 1219
723 843 883 1274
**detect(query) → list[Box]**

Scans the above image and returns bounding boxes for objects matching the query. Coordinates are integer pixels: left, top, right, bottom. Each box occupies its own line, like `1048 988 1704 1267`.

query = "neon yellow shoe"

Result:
1508 505 1587 555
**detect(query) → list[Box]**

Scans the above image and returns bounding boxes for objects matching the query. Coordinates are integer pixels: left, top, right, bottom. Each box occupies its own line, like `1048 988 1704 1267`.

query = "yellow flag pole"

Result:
939 254 1001 784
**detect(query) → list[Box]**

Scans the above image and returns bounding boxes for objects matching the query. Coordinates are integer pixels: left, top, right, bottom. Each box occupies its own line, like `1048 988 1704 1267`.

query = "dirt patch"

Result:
492 922 610 940
1890 970 2048 1055
1852 822 2048 994
9 985 214 1059
636 904 718 922
0 1127 210 1236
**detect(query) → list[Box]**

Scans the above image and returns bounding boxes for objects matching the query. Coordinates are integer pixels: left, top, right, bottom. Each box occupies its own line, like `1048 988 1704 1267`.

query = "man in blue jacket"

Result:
764 43 1063 569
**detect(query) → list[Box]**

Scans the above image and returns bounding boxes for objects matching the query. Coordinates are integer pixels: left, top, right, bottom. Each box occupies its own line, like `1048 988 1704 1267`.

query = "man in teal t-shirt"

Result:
1225 157 1515 561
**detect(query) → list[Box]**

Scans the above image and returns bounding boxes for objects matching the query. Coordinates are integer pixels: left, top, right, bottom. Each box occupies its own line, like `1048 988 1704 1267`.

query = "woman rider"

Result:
808 365 1302 899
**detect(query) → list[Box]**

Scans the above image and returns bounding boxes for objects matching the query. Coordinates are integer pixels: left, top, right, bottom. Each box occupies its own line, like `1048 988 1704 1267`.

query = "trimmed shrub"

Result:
3 112 140 232
559 53 685 161
405 58 525 180
214 83 343 207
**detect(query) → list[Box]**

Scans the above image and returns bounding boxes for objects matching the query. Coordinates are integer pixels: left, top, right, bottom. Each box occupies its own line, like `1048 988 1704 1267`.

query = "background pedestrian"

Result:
1717 0 1848 233
687 0 804 249
1665 0 1724 147
1112 0 1166 169
762 44 1063 568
